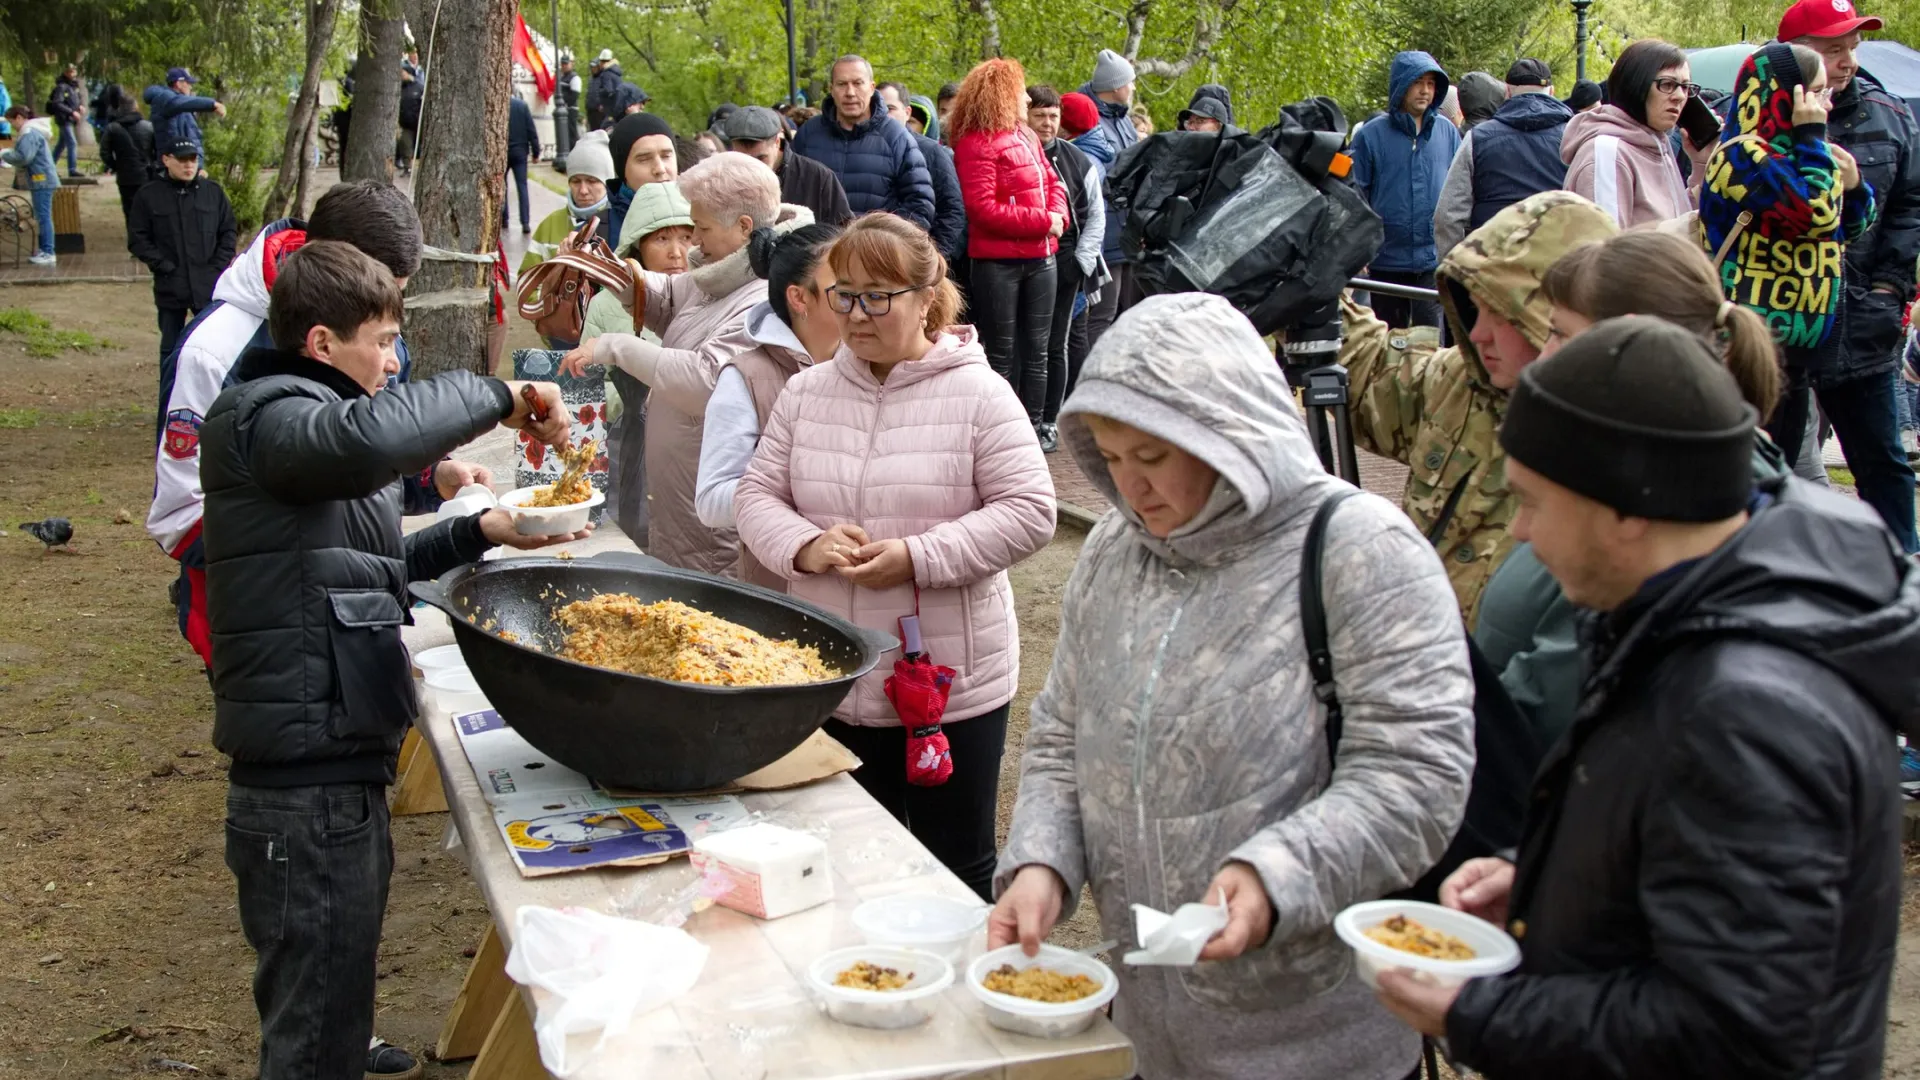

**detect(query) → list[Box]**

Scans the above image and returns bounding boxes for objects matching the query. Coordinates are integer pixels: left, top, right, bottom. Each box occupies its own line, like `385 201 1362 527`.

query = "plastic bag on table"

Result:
504 905 708 1076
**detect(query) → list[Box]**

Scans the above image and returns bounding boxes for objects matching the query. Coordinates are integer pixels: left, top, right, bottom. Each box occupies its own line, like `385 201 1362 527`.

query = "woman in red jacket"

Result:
951 58 1068 449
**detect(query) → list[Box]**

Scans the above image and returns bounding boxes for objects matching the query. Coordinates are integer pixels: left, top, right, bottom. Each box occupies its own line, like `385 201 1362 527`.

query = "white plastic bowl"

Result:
1333 899 1521 990
422 666 489 715
410 644 467 673
805 945 954 1029
966 944 1118 1038
852 893 987 965
497 484 605 536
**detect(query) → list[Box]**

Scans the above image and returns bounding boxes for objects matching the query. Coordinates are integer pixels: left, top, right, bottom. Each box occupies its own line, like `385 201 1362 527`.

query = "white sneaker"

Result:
27 252 56 266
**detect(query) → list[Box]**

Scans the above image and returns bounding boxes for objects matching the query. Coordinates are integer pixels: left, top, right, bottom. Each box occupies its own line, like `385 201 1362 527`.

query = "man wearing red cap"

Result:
1773 0 1920 555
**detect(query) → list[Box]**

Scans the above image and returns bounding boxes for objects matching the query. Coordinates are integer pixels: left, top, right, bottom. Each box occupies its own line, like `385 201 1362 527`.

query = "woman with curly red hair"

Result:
950 58 1069 450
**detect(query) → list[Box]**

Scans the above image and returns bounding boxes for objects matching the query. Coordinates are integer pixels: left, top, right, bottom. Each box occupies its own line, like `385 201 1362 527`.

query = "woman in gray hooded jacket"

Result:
992 293 1475 1080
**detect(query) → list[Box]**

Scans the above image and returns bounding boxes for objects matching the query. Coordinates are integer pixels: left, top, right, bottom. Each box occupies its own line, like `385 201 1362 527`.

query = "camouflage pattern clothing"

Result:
1341 190 1617 625
1000 294 1475 1080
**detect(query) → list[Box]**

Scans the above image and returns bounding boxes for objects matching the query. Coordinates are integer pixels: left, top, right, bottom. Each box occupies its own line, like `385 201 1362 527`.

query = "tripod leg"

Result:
1331 401 1362 486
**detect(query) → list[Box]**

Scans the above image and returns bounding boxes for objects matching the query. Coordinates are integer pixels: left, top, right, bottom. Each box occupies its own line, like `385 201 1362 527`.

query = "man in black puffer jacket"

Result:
201 241 580 1079
1376 316 1920 1078
100 86 158 222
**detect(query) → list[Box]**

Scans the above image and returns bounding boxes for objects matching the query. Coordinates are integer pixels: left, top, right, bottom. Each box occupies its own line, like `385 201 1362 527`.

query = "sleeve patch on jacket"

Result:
163 408 203 460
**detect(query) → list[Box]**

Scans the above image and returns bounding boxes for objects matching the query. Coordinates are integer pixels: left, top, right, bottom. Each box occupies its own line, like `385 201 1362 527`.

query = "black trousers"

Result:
1044 260 1087 424
1084 260 1147 349
824 704 1010 901
1365 268 1442 330
158 306 193 366
971 256 1057 424
226 781 392 1080
503 150 531 228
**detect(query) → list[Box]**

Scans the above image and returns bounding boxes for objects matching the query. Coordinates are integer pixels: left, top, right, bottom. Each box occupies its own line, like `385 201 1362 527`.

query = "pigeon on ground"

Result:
19 518 74 553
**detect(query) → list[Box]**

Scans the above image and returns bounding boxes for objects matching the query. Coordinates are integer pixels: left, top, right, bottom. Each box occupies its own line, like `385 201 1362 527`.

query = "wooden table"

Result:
404 609 1134 1080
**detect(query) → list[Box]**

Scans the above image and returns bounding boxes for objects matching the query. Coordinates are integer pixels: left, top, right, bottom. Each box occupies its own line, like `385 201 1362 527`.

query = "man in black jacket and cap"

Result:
129 139 237 365
724 105 851 227
1376 315 1919 1077
202 240 581 1080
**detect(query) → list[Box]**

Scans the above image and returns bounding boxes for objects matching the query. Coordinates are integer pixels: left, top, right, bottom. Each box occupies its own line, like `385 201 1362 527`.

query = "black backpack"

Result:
1301 490 1545 902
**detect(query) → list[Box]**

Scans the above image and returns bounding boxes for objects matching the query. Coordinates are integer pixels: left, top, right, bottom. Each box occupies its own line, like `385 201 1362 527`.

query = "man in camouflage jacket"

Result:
1340 191 1617 626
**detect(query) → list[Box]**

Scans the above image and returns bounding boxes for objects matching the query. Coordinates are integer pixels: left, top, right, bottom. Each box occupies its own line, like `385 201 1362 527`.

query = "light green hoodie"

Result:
580 182 694 341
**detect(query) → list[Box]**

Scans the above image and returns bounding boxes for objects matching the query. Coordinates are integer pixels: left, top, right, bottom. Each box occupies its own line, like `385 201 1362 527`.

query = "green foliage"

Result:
0 309 110 358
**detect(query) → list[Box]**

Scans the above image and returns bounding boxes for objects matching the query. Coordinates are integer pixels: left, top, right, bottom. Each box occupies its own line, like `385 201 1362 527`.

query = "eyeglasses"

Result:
1652 77 1701 97
829 285 930 316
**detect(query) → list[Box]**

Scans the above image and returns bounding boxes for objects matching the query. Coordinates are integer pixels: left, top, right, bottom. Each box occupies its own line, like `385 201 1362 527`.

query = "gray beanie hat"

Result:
565 129 616 183
1499 315 1757 522
1090 49 1136 93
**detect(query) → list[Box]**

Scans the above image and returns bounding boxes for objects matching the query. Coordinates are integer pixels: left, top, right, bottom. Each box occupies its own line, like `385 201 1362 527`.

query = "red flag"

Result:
511 12 555 101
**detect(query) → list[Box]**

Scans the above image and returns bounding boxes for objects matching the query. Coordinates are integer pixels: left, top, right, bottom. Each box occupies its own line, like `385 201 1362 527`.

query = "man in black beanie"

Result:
1377 315 1920 1076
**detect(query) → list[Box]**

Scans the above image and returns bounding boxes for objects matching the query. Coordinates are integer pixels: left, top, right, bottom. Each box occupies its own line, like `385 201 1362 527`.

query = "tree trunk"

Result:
342 0 407 183
264 0 341 222
404 0 513 379
294 110 319 215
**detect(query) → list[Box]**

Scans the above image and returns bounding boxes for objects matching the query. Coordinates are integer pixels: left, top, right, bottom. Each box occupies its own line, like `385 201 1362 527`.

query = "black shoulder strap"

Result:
1301 488 1358 770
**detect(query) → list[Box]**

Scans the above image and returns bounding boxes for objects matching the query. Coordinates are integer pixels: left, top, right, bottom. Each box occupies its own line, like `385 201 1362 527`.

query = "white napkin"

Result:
1123 889 1230 966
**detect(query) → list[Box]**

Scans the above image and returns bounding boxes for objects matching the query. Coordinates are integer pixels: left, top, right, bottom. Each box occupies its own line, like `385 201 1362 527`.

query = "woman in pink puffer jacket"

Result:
736 213 1056 898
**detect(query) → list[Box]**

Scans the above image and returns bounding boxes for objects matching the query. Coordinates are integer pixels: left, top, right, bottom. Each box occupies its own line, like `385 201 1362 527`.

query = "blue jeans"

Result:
30 188 53 255
1824 369 1918 553
53 121 78 174
226 781 392 1080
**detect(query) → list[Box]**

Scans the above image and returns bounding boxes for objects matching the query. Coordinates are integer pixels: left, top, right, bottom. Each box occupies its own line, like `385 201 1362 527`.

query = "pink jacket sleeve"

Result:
734 389 823 581
958 134 1055 241
903 378 1057 589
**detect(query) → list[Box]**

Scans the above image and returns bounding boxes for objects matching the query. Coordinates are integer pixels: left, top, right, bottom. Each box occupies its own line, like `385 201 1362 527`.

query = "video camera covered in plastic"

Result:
1109 97 1383 336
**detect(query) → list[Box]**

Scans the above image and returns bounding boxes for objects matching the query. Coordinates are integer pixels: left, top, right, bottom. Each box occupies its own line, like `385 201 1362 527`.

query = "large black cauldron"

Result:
408 551 895 791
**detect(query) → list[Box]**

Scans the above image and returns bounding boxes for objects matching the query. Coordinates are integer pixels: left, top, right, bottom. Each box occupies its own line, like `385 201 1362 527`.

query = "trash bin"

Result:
52 187 82 254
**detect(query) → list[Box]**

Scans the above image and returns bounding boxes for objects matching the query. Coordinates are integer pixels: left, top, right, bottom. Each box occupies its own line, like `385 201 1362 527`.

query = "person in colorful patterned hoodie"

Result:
1699 42 1878 368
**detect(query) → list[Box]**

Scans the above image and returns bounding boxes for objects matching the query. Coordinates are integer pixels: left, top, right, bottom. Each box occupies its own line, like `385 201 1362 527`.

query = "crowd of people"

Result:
5 0 1910 1075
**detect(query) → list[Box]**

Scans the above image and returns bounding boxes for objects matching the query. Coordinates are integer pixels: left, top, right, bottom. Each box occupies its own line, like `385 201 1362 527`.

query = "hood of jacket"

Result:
908 93 941 142
1727 43 1809 146
1457 72 1506 128
1489 89 1572 132
1560 103 1667 163
829 323 986 394
213 218 308 318
1388 51 1450 131
1437 191 1617 380
1060 293 1336 567
108 105 144 127
615 180 693 256
1608 477 1920 737
744 300 815 373
1071 125 1115 166
822 92 891 140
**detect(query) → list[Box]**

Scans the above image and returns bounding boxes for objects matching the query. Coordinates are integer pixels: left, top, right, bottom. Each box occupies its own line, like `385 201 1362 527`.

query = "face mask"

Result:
570 194 609 223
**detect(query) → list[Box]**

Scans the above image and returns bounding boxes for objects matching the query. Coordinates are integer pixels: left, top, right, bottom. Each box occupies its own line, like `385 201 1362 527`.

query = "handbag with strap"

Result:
513 216 642 343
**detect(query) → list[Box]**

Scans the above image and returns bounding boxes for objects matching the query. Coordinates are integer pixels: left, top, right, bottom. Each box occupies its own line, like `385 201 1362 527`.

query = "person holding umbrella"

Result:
735 213 1056 900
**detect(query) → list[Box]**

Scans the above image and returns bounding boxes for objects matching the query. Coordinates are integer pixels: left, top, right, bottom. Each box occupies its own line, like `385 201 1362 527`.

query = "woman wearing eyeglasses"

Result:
1561 39 1709 228
735 212 1057 900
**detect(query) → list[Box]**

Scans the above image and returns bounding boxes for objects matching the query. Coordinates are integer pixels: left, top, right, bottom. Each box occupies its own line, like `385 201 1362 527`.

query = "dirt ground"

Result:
3 194 1919 1077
